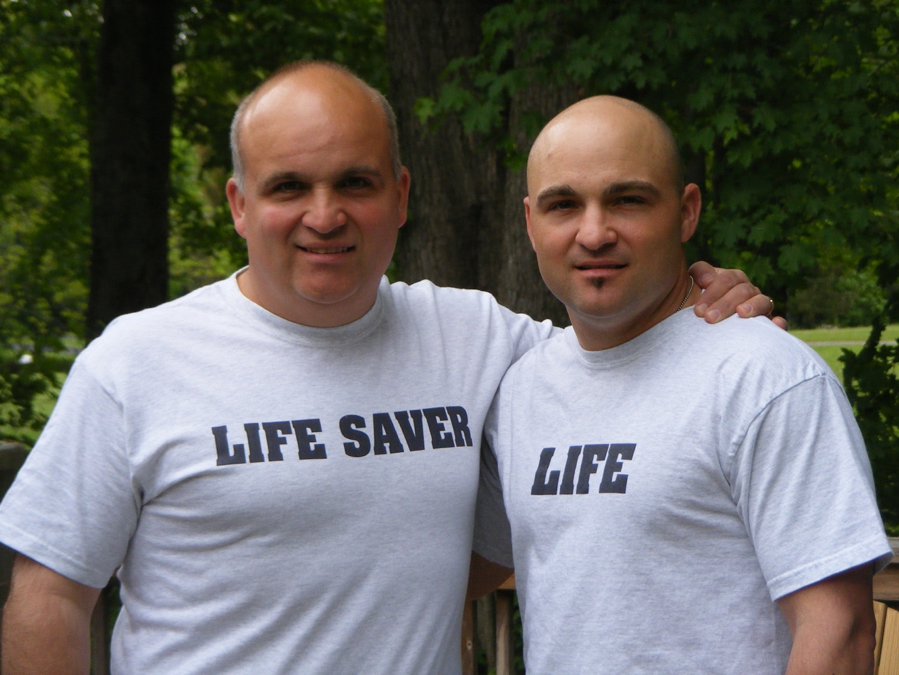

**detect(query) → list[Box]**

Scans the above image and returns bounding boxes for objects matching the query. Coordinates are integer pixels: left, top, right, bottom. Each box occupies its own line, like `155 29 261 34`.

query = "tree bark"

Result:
86 0 177 339
384 0 571 324
494 75 578 325
384 0 501 292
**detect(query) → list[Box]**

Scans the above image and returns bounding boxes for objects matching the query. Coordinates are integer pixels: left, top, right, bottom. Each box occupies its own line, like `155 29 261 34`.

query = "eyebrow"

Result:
603 180 661 198
337 165 383 181
535 185 577 209
535 179 662 209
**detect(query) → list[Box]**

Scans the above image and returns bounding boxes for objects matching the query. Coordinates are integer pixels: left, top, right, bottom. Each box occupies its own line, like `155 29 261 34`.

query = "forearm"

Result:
785 619 875 675
779 564 877 675
1 555 99 675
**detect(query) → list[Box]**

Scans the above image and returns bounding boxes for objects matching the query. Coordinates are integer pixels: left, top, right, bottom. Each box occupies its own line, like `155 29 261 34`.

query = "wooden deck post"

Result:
495 588 514 675
461 599 475 675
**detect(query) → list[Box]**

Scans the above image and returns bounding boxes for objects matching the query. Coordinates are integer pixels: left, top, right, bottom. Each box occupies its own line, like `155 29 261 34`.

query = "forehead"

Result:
528 109 672 196
240 73 391 177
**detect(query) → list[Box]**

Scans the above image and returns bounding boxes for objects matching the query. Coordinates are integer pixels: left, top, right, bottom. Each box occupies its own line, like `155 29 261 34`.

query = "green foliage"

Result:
429 0 899 308
789 265 887 328
0 0 388 440
0 0 99 441
0 349 75 445
0 1 97 336
841 318 899 532
167 127 240 296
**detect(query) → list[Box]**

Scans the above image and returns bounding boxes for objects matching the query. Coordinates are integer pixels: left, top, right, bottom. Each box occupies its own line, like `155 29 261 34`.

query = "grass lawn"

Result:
789 324 899 344
789 324 899 380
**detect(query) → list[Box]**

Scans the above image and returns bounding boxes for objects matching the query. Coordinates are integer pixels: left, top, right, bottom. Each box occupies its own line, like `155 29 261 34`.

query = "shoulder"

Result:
387 279 505 314
79 278 231 367
385 279 557 354
497 329 572 395
683 314 834 386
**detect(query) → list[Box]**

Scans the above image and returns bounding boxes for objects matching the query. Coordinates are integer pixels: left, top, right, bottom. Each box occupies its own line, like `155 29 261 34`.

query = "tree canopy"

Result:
421 0 899 313
0 0 386 440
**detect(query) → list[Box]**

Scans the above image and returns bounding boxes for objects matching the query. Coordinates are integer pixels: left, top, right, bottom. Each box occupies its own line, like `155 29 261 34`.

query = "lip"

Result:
573 260 627 277
295 244 356 256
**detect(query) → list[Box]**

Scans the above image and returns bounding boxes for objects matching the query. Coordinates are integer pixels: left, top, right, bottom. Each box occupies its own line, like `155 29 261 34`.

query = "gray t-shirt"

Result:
476 310 891 674
0 272 554 674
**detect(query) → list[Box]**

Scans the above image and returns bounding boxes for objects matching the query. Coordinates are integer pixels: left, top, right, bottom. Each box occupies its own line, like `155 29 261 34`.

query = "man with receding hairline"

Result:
0 64 777 674
473 95 891 674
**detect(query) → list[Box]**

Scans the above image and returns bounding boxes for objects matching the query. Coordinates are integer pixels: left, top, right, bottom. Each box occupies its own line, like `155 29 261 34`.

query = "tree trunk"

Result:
384 0 571 324
494 75 578 325
86 0 177 339
384 0 501 292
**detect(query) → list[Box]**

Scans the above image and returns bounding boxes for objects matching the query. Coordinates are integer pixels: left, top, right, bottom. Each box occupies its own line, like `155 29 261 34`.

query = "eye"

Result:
340 175 373 190
613 195 646 206
274 181 303 193
548 199 577 211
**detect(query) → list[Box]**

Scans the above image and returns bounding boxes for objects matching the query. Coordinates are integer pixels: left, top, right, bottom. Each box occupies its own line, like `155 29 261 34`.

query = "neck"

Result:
571 271 698 351
236 268 377 328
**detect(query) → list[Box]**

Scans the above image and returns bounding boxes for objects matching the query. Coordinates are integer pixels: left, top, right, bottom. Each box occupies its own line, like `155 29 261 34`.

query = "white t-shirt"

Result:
0 272 554 675
476 310 891 674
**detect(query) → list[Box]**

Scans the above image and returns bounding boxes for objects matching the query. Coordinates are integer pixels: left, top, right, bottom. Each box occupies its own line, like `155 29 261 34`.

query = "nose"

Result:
574 205 616 250
301 188 347 233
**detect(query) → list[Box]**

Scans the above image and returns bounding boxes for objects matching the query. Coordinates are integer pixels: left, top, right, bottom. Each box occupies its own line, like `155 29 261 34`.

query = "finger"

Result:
771 316 788 330
686 261 719 289
694 282 760 323
690 267 752 310
736 293 775 319
689 264 751 289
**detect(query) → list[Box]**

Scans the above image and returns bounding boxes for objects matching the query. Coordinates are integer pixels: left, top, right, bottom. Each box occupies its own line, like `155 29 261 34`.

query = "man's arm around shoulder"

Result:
777 562 877 675
2 553 101 675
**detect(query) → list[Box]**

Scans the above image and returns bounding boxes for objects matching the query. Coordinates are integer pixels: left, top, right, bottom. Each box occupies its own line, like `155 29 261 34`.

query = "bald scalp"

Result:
230 61 402 191
528 96 685 196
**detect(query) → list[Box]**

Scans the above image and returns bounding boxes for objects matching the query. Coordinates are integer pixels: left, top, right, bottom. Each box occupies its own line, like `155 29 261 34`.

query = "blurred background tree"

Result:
0 0 96 440
412 0 899 327
0 0 385 441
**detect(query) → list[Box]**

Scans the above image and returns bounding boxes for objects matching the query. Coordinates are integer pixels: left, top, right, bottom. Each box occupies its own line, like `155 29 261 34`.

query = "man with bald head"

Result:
474 95 891 674
0 64 777 674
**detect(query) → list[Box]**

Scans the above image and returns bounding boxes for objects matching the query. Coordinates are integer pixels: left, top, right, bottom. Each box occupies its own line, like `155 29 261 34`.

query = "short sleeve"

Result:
0 358 140 588
497 304 559 363
730 374 892 600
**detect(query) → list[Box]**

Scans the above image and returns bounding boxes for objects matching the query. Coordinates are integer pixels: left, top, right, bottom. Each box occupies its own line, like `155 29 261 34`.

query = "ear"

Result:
679 183 702 243
524 196 537 252
396 167 411 228
226 178 248 239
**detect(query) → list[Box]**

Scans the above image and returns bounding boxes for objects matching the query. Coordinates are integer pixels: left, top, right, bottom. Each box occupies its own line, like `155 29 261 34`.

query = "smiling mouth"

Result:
298 245 354 254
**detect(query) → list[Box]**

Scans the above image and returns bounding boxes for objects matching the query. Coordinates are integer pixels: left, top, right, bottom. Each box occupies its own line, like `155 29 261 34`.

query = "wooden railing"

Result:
462 576 517 675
